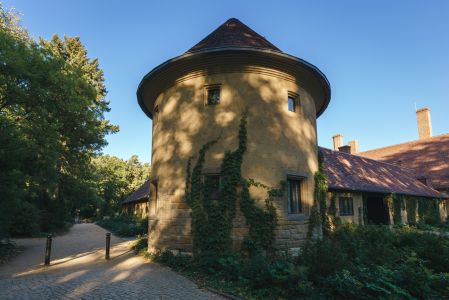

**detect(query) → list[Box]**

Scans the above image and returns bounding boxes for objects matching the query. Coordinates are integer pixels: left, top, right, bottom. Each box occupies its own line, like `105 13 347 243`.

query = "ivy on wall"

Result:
327 192 340 231
384 194 441 226
384 193 404 225
406 197 418 225
307 150 330 238
184 113 282 264
417 197 441 225
243 178 284 256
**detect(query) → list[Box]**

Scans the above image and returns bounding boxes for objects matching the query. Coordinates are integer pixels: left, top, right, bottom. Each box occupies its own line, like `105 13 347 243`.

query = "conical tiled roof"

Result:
187 18 281 53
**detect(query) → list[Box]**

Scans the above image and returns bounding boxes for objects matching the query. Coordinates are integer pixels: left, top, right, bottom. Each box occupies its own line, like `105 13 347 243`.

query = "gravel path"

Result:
0 224 222 300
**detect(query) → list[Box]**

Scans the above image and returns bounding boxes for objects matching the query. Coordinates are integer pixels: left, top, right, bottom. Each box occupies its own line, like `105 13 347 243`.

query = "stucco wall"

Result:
123 201 149 219
148 68 319 252
330 191 364 225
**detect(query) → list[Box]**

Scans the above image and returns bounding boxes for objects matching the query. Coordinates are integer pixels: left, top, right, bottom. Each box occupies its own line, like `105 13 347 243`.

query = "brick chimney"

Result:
348 140 359 154
332 134 343 151
416 107 432 139
338 145 351 154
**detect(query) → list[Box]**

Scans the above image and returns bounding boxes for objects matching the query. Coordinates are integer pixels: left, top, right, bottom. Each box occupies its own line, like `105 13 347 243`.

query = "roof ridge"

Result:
359 132 449 155
319 147 443 198
186 18 281 53
319 146 418 175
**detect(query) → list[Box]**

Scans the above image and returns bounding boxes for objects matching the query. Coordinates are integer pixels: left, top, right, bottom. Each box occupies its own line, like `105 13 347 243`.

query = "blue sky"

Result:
4 0 449 163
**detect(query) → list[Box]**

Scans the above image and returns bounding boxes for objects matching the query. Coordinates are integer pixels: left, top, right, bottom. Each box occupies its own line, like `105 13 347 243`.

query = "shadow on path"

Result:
0 224 221 299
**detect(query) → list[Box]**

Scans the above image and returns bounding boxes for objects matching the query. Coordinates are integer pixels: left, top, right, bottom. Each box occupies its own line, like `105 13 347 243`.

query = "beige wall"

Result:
148 68 319 252
123 201 149 219
330 191 364 225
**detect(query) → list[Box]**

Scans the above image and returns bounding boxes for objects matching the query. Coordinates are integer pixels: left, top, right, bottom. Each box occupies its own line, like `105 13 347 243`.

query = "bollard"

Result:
105 232 111 260
44 234 52 265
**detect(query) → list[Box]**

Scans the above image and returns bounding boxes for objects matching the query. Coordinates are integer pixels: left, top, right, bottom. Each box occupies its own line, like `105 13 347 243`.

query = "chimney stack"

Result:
348 140 359 154
338 145 351 154
416 107 432 139
332 134 343 151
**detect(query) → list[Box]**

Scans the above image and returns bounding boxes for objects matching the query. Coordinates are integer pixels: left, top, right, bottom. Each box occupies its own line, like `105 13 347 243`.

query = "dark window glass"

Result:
207 88 220 105
339 197 354 216
288 96 296 112
204 174 220 199
288 179 302 214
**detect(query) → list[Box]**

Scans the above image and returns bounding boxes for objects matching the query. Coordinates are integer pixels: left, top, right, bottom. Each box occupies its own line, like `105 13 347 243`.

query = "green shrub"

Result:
149 224 449 299
133 235 148 253
0 240 17 264
150 250 193 272
9 201 41 236
96 215 147 236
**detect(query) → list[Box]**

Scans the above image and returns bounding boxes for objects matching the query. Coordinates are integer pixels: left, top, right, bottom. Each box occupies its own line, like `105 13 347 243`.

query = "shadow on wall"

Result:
148 69 320 251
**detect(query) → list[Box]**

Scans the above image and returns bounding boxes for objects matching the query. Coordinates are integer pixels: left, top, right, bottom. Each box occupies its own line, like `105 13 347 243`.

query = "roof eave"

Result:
137 48 331 120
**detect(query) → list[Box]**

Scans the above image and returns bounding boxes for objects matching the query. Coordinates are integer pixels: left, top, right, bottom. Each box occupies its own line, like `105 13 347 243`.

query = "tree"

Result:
0 4 118 236
92 155 151 217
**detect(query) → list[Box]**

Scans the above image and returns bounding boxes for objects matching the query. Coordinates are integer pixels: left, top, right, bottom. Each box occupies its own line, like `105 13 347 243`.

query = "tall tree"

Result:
0 4 118 235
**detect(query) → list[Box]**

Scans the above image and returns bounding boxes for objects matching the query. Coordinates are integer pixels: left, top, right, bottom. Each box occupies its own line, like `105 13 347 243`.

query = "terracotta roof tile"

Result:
358 134 449 190
187 18 281 53
122 180 150 204
320 147 443 198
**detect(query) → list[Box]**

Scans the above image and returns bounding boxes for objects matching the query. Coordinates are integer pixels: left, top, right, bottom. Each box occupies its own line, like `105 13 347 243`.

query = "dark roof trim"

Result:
122 180 150 204
137 47 331 119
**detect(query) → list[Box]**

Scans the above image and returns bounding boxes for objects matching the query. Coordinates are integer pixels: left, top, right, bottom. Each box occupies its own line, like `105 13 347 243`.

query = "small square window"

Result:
204 174 220 200
207 87 220 105
288 96 296 112
288 178 302 214
339 197 354 216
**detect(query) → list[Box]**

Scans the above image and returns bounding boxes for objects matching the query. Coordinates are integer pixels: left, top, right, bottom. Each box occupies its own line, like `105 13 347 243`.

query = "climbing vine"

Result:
385 193 404 225
184 113 281 264
393 194 404 225
184 137 220 262
417 197 441 225
243 179 284 256
307 150 329 238
327 192 340 231
406 197 418 225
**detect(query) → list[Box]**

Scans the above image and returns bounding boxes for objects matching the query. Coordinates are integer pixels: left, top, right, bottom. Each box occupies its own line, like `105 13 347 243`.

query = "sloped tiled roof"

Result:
358 134 449 190
187 18 281 53
320 147 443 198
122 180 150 204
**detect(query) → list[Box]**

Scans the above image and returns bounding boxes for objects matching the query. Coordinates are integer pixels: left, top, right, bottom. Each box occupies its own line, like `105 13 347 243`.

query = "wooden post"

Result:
105 233 111 260
44 234 52 265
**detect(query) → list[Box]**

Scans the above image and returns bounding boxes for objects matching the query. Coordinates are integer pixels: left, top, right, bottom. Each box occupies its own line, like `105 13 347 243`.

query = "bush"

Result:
301 224 449 299
96 215 147 237
133 235 148 253
9 201 41 236
149 224 449 299
149 250 193 272
0 240 17 264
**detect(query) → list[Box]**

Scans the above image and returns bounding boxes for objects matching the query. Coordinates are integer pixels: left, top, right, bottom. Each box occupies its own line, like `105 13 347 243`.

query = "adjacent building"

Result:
135 18 445 252
122 180 150 218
